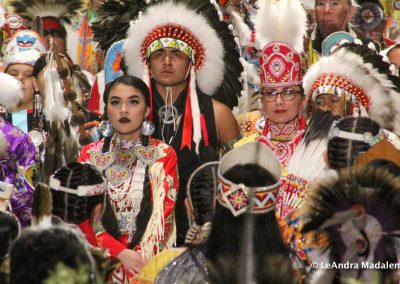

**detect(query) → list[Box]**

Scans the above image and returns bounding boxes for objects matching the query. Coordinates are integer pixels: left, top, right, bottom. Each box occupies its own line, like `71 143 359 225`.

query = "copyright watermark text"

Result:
311 261 400 270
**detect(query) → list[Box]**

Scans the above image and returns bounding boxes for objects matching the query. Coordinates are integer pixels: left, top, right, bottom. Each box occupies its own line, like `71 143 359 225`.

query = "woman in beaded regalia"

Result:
79 75 178 283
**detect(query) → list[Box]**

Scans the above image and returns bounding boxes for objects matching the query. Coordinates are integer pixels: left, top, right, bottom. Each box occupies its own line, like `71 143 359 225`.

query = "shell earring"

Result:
141 120 155 136
99 120 114 138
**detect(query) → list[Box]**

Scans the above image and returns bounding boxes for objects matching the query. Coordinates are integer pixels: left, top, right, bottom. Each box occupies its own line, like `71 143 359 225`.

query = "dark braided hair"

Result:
51 162 105 225
206 164 293 283
187 162 218 227
328 117 381 170
99 74 153 249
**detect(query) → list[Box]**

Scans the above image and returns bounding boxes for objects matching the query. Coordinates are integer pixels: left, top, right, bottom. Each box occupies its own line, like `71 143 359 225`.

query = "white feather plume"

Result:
230 11 252 47
189 67 202 154
43 62 69 124
125 1 225 96
0 6 6 29
239 58 260 85
254 0 307 52
287 138 328 184
0 72 24 109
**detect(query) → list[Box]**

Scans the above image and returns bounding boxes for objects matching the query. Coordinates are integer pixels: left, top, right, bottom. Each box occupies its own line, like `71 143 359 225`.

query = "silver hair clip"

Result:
328 124 385 147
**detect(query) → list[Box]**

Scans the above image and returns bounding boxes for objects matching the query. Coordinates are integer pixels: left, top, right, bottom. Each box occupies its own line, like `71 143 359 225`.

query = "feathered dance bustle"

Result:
301 166 400 266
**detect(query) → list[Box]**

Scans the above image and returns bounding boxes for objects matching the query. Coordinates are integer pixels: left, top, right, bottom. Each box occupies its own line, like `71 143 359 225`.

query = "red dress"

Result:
79 137 179 282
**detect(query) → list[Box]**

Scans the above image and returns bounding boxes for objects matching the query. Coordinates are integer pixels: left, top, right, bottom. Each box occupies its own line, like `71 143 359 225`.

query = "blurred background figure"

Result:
9 226 96 284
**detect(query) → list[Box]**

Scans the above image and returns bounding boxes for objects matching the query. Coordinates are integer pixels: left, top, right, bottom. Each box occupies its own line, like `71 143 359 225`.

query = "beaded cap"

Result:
259 41 302 87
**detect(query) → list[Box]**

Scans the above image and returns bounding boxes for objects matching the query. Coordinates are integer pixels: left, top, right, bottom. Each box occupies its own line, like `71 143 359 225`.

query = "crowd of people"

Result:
0 0 400 283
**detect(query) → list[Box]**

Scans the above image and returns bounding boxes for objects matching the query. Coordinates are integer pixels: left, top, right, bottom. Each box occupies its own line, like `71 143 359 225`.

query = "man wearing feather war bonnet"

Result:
124 0 243 245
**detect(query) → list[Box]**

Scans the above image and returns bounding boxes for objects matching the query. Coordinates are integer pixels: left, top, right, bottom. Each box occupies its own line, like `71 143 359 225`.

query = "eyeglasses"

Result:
260 88 300 102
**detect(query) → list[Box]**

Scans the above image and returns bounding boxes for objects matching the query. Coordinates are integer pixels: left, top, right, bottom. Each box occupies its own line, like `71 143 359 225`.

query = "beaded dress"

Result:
79 135 179 283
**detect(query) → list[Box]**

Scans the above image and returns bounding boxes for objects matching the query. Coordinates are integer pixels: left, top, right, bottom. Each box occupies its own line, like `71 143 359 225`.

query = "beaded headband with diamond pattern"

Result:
217 142 281 216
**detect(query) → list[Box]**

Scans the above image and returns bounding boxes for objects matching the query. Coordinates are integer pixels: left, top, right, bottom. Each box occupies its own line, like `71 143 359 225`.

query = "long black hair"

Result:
327 117 381 170
100 75 153 249
51 162 105 225
206 164 293 284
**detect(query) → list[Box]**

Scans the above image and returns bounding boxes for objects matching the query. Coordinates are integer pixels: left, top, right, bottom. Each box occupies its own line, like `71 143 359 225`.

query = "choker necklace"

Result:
269 117 300 140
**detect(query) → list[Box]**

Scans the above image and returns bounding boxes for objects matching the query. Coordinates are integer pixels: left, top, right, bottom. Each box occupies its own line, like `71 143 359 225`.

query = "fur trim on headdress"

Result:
303 45 400 134
254 0 307 53
6 0 86 24
0 73 24 109
125 1 225 96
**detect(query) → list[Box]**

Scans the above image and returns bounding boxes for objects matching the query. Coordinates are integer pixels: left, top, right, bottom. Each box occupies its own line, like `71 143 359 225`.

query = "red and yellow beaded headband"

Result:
310 73 370 108
141 24 205 70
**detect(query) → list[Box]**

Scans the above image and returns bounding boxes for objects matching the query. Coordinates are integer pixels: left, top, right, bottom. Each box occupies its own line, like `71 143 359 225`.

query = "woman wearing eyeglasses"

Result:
229 0 308 169
257 84 306 166
234 4 309 277
245 0 308 167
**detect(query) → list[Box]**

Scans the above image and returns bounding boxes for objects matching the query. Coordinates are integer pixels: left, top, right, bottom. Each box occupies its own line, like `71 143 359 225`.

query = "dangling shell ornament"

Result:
141 120 155 136
99 120 115 138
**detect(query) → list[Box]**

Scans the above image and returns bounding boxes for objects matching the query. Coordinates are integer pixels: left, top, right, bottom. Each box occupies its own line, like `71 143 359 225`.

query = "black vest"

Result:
152 82 219 245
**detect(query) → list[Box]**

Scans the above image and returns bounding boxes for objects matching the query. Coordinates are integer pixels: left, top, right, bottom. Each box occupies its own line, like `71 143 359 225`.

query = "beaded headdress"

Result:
4 30 47 69
254 0 307 87
303 42 400 135
125 0 243 153
217 142 281 216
